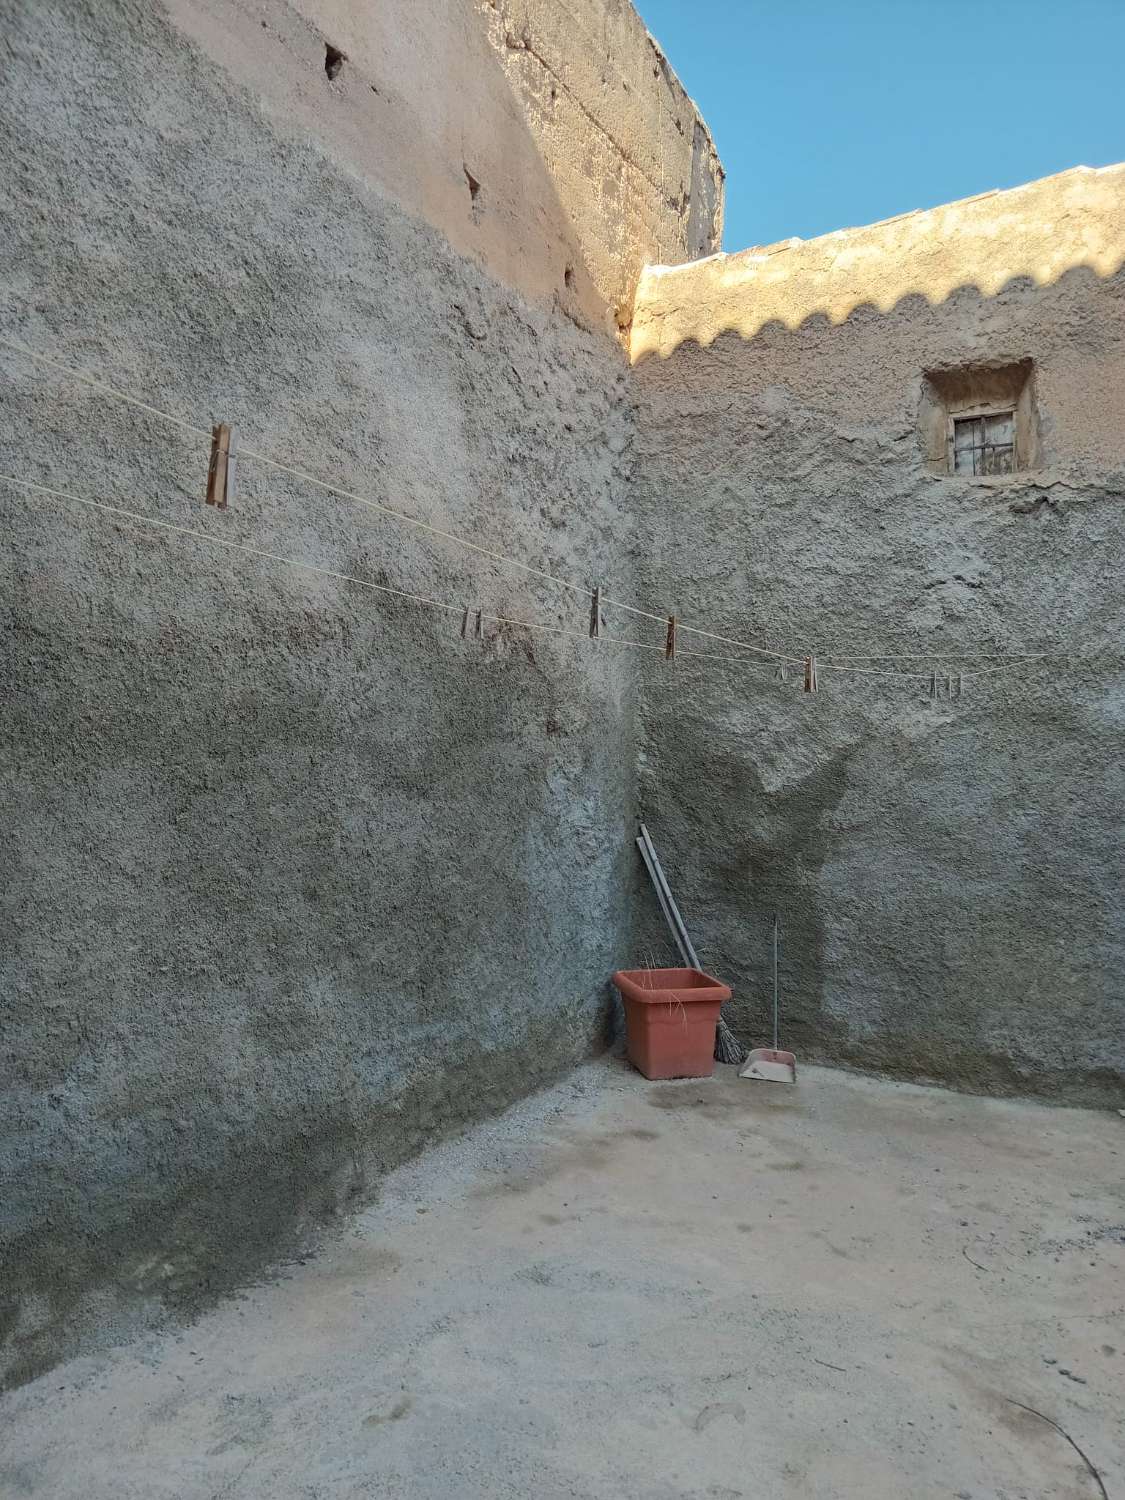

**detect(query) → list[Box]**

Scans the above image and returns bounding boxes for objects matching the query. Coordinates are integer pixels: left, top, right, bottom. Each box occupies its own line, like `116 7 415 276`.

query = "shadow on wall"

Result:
627 261 1125 489
163 0 603 329
631 164 1125 359
633 259 1125 365
164 0 721 338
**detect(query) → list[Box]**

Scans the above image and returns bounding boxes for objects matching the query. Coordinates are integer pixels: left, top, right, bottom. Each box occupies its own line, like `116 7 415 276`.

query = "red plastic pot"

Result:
612 967 732 1081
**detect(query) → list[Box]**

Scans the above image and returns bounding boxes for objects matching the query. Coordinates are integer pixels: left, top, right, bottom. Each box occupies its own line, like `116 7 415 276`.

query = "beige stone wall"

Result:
478 0 724 326
165 0 723 335
634 163 1125 346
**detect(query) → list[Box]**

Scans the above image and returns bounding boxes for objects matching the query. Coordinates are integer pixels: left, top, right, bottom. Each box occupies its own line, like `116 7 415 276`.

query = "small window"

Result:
919 360 1039 478
952 410 1015 475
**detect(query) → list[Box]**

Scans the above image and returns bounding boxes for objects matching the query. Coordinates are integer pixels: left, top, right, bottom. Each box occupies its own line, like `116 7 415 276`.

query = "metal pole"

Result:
772 914 780 1052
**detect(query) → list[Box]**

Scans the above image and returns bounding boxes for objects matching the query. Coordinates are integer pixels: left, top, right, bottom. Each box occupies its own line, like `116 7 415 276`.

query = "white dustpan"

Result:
741 1047 797 1082
740 915 797 1084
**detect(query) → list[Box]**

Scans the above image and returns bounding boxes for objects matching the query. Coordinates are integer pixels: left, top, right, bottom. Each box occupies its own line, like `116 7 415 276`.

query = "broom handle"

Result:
772 914 779 1051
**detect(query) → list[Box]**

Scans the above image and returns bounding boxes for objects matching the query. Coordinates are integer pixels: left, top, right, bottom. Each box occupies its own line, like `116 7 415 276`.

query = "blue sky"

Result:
635 0 1125 253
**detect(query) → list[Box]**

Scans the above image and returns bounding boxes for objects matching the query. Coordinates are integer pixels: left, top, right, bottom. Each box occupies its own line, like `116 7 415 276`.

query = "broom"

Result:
636 825 747 1066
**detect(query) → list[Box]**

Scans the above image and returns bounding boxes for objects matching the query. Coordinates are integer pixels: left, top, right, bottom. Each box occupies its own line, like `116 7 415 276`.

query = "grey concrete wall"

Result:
630 173 1125 1107
0 0 660 1387
6 0 1122 1408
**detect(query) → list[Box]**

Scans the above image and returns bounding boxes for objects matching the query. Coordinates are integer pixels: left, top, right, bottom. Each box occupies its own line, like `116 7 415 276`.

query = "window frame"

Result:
947 401 1018 478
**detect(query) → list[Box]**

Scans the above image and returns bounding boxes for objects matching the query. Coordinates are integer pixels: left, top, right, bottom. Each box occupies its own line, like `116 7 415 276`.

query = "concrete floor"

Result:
3 1059 1124 1500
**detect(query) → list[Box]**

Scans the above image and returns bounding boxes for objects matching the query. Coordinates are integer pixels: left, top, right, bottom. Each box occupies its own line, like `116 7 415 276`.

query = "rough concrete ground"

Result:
2 1057 1123 1499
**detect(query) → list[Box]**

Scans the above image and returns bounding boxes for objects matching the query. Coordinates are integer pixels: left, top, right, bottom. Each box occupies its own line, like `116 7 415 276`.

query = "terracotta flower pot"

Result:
612 967 732 1081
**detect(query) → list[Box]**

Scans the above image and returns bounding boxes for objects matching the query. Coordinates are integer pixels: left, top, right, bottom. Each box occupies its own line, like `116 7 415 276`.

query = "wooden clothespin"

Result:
460 606 484 640
205 423 236 509
803 653 818 693
590 586 602 640
665 614 677 661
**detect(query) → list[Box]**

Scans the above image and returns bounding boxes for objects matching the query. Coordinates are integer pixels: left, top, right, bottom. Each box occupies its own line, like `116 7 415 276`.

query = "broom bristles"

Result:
714 1010 746 1065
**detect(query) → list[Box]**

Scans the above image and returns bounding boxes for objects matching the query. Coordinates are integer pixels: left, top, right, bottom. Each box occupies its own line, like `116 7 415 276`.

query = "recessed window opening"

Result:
919 359 1038 477
952 409 1015 476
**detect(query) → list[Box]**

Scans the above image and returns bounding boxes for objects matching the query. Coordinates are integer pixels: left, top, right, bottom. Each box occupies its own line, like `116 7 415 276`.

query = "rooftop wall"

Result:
633 161 1125 354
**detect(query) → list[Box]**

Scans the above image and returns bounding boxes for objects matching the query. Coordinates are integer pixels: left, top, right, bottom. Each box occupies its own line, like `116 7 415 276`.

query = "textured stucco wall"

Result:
7 0 1123 1408
630 167 1125 1107
0 0 707 1386
165 0 723 335
632 164 1125 368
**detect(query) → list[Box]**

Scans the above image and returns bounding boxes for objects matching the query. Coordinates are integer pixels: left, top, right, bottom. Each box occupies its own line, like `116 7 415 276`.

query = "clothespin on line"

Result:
590 586 602 640
460 606 484 640
665 614 677 661
803 653 818 693
205 423 236 509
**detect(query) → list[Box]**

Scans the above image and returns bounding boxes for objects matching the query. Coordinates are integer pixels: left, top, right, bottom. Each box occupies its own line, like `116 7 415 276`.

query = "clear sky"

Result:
635 0 1125 253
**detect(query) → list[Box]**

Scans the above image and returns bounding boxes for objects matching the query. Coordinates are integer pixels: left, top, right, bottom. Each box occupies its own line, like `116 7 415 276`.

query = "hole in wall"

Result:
564 264 575 290
324 44 346 81
464 166 482 206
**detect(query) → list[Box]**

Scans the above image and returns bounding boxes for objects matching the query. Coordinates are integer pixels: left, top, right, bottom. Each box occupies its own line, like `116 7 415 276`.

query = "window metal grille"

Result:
952 411 1015 475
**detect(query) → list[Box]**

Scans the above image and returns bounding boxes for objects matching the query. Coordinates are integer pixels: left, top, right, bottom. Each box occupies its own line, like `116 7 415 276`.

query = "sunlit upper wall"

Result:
165 0 724 337
631 164 1125 362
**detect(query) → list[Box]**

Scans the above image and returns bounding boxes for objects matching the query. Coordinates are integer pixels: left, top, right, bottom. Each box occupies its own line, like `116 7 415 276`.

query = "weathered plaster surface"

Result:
165 0 723 334
633 163 1125 360
0 0 705 1386
630 167 1125 1107
4 0 1123 1408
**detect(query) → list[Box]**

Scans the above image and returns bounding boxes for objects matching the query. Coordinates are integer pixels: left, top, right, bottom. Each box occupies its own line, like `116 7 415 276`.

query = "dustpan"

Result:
741 1048 797 1083
740 914 797 1084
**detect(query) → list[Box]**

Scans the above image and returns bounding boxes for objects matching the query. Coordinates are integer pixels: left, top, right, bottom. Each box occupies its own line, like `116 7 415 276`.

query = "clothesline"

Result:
0 332 1059 674
1 471 1060 686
